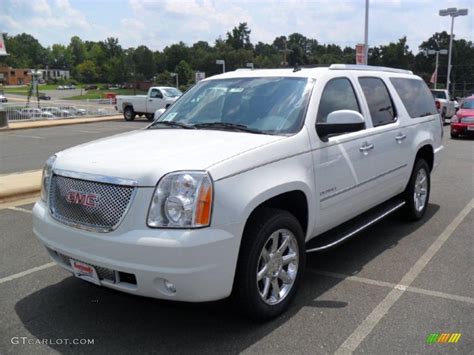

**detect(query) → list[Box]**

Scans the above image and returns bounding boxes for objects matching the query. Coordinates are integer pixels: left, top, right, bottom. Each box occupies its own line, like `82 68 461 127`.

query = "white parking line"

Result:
7 206 32 214
7 134 45 139
308 270 474 305
335 198 474 354
0 263 56 285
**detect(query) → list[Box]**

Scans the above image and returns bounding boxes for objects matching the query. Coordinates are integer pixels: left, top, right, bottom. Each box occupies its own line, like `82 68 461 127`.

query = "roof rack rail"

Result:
329 64 413 75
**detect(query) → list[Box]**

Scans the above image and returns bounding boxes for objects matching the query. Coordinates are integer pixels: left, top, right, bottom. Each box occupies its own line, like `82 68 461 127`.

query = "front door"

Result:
148 88 165 112
312 77 379 233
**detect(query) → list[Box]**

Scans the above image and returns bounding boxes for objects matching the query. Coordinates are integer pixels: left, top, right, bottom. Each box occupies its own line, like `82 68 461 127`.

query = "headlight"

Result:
451 115 459 123
147 171 213 228
40 155 57 202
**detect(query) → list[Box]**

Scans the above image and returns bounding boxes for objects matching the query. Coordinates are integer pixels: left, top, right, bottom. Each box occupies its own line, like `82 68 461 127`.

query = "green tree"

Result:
68 36 86 66
226 23 252 50
1 33 47 68
133 45 155 80
175 60 193 85
76 60 98 83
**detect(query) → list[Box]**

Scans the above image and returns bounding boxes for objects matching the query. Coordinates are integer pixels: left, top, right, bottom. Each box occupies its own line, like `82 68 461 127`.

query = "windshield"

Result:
152 77 314 135
461 99 474 109
162 88 183 97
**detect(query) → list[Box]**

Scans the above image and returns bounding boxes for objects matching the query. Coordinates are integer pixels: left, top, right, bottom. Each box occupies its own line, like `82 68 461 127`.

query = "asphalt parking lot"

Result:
0 126 472 354
0 120 149 174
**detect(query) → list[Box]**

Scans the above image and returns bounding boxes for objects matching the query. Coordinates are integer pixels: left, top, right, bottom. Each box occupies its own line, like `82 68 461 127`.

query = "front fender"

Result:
211 151 316 240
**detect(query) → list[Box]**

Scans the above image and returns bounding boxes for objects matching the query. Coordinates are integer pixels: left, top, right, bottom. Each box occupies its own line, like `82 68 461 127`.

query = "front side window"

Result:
150 89 162 99
392 78 437 118
151 77 314 135
316 78 360 123
359 77 396 126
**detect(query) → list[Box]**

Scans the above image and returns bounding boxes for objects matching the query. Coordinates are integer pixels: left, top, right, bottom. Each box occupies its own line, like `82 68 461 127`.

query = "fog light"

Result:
164 279 176 294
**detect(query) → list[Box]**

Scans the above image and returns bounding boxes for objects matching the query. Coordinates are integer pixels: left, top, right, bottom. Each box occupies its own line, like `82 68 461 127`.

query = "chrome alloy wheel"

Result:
256 229 299 305
414 168 428 212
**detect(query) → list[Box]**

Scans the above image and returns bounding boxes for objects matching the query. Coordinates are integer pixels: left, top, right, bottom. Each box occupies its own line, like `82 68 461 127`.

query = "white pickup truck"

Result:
116 86 182 121
34 65 443 320
431 89 456 123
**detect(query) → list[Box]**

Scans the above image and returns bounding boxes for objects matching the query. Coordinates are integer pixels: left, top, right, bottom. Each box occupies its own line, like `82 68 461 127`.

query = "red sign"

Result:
356 44 366 65
0 34 6 55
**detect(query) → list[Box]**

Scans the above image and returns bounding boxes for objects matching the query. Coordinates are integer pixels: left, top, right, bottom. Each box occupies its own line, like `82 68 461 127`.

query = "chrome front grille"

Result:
49 173 135 232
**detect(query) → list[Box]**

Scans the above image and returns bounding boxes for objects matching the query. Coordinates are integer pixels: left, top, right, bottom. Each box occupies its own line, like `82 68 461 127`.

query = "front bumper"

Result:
32 201 242 302
451 123 474 136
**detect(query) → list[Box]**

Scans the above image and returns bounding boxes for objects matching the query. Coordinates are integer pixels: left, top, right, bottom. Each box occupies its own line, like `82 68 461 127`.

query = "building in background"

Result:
37 68 70 81
0 66 32 85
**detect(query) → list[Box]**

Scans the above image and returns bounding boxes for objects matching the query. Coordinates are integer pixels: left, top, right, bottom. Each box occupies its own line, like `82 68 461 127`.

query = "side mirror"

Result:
154 108 166 119
316 110 365 141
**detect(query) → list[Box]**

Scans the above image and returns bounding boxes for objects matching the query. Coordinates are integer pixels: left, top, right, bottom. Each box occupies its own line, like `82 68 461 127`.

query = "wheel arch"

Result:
415 144 434 172
243 189 310 239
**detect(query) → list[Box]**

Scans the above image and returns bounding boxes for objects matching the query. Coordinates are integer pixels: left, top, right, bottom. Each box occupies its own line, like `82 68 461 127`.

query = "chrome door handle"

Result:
359 143 374 155
395 133 407 142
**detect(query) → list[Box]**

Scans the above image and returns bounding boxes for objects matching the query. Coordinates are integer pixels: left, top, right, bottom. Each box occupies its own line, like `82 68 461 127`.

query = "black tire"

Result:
145 113 154 121
233 208 306 321
123 106 135 121
402 159 431 221
450 132 458 139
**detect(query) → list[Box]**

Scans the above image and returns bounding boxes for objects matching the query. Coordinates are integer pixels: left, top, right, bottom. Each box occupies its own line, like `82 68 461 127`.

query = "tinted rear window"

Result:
390 78 437 118
359 77 396 126
431 91 447 99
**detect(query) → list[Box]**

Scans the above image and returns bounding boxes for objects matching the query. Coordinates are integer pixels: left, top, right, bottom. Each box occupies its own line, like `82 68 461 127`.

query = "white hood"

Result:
54 129 284 186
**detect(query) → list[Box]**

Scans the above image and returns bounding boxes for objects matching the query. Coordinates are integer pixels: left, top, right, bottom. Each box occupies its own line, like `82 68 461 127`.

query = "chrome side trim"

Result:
53 169 138 187
320 164 407 202
306 201 406 253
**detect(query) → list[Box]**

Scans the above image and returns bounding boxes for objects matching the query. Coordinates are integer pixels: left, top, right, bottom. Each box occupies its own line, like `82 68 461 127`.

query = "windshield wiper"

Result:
149 121 196 129
193 122 263 134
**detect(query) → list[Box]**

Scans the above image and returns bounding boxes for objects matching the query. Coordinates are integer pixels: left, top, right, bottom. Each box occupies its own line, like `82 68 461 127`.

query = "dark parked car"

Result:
39 93 51 100
85 85 98 91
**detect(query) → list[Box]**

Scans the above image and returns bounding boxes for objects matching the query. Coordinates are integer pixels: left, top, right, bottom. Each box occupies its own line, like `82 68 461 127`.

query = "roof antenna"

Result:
293 63 301 72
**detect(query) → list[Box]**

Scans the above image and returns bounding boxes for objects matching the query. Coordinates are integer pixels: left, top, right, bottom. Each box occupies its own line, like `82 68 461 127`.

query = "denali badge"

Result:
66 191 99 207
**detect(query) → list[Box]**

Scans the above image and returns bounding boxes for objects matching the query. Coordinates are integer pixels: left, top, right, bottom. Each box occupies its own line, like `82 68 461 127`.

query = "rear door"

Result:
354 76 410 201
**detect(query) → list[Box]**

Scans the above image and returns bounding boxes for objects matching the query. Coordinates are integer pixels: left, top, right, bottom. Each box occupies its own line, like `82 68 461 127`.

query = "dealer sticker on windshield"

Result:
70 259 101 286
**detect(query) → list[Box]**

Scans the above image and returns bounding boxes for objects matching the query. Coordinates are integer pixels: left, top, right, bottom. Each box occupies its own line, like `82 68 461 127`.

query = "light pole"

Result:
439 7 468 92
170 72 178 88
216 59 226 73
427 49 448 89
364 0 369 65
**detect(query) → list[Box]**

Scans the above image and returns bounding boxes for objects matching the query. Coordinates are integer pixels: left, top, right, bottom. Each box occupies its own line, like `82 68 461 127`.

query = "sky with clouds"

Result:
1 0 473 53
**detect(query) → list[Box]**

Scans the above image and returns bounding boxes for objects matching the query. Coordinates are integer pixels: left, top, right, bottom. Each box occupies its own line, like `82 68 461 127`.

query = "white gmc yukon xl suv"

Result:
33 65 443 320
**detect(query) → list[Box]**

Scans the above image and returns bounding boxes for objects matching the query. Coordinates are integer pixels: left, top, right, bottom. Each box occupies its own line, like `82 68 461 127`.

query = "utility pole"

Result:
280 39 292 67
439 7 468 92
364 0 369 65
427 49 447 89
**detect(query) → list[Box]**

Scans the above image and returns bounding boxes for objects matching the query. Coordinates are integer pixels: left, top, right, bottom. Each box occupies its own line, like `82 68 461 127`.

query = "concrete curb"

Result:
0 171 42 204
1 115 123 131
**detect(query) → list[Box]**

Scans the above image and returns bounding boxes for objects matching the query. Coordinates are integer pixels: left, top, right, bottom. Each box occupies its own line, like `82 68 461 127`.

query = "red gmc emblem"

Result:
66 190 99 207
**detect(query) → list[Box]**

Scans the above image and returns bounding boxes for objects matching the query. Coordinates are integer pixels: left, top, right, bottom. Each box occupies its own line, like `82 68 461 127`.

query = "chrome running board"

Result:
306 198 406 253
